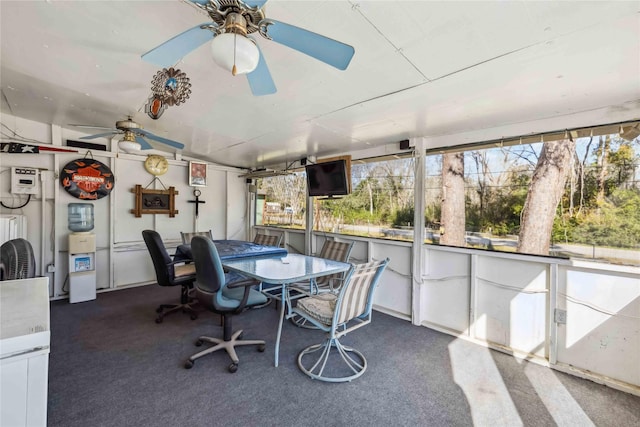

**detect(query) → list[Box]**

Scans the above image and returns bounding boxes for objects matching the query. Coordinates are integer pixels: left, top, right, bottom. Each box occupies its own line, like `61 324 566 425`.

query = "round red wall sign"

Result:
60 159 114 199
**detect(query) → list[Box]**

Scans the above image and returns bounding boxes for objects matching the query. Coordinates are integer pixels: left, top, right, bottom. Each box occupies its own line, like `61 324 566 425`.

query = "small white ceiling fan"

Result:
70 117 184 153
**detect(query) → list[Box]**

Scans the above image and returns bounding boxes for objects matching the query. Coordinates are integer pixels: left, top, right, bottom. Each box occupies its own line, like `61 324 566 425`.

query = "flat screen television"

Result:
305 159 350 198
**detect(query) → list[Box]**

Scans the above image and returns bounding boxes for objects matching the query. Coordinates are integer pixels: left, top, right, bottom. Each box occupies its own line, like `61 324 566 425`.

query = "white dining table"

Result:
222 253 351 367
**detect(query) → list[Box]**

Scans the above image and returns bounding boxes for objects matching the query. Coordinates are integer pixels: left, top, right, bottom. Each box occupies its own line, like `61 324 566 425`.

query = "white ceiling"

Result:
1 0 639 170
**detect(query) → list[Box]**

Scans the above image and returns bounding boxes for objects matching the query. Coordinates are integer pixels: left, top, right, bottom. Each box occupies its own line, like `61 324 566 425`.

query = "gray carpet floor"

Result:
48 285 640 427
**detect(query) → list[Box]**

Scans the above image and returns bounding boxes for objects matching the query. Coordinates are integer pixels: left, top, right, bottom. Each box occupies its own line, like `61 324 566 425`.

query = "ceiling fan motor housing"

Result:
115 118 142 132
198 0 265 34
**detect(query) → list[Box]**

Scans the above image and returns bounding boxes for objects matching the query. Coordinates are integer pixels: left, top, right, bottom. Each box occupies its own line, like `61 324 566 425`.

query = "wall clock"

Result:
144 154 169 176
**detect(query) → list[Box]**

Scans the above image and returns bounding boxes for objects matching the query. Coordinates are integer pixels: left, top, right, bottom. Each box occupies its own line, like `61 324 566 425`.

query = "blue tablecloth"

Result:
174 239 287 263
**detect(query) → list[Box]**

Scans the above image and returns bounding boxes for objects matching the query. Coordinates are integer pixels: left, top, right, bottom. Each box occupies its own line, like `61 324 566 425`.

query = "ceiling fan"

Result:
71 117 184 153
141 0 355 96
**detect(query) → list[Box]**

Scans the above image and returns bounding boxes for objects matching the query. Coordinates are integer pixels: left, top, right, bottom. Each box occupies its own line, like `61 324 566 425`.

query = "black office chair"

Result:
184 235 267 373
142 230 198 323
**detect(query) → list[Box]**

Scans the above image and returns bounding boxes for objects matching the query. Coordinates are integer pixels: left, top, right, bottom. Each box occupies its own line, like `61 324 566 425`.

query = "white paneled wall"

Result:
417 245 639 395
0 114 248 297
0 214 27 244
370 241 412 318
422 249 471 333
474 255 548 357
557 266 640 388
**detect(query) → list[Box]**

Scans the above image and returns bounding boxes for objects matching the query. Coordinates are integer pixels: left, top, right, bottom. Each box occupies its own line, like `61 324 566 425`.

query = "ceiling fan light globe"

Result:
210 33 259 75
118 139 142 153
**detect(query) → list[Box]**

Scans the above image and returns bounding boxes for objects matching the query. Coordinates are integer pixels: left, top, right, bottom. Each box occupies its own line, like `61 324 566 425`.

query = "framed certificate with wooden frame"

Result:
189 161 207 187
131 185 179 217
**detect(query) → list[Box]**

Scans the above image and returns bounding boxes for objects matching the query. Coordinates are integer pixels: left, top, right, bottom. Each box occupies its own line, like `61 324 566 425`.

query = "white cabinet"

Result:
0 277 50 427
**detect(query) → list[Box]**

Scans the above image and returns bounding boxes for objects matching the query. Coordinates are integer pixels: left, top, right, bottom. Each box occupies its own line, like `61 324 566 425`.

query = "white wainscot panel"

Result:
114 249 155 288
95 249 110 290
226 172 246 240
286 231 305 254
163 166 219 240
113 158 157 243
421 249 470 333
313 236 329 255
153 165 193 240
372 243 411 317
557 267 640 387
348 240 369 263
474 256 547 356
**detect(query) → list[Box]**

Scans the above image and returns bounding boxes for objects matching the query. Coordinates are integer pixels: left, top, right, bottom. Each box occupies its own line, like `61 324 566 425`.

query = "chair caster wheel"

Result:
184 360 194 369
190 314 198 320
195 339 203 347
155 316 163 324
228 363 238 373
258 344 266 352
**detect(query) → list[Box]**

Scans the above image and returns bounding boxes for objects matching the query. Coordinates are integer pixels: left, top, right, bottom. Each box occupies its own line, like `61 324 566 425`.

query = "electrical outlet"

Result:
554 308 567 324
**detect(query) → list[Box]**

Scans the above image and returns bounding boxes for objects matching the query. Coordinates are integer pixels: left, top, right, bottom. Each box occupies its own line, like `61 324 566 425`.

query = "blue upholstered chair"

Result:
292 258 389 382
184 235 267 373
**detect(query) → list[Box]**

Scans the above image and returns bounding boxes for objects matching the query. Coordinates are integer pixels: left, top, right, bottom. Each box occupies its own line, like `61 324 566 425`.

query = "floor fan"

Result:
0 238 36 281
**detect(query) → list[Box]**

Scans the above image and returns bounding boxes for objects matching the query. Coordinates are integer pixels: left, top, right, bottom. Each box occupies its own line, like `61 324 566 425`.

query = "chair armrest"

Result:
226 278 261 289
226 278 261 313
289 276 344 296
328 277 346 292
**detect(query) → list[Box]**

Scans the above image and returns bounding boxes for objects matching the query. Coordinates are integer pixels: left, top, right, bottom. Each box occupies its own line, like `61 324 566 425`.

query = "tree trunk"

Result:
472 152 487 219
596 135 610 207
577 136 593 216
440 152 466 246
518 139 575 255
367 181 373 215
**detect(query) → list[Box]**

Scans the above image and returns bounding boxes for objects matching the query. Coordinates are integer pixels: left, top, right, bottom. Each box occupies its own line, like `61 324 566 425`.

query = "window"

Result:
255 121 639 265
256 172 306 228
427 125 639 266
312 157 415 239
256 157 415 240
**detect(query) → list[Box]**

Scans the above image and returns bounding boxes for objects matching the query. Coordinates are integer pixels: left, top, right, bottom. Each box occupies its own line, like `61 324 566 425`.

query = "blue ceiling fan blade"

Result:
265 20 355 70
138 129 185 150
80 132 116 140
141 23 216 67
246 42 276 96
134 136 154 150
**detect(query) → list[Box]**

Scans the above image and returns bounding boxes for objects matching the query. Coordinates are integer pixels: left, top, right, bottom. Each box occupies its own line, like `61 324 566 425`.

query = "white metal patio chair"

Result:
292 258 389 382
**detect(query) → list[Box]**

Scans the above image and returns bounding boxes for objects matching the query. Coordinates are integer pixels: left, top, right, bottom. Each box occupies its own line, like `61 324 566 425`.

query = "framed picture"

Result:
189 161 207 187
131 185 179 217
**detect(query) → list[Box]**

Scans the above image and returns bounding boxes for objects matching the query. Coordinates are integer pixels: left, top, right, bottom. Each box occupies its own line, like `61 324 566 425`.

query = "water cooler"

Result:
67 203 96 303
